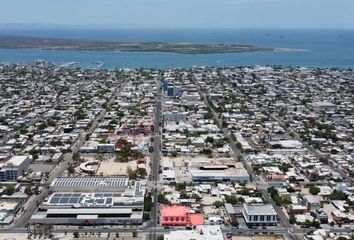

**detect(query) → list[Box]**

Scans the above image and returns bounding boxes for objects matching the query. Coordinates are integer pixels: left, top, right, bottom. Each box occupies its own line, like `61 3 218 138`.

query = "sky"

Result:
0 0 353 29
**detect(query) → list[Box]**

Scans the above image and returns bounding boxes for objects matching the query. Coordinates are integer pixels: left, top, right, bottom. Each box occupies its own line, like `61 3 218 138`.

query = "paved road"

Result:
1 225 352 236
10 80 127 229
148 74 162 240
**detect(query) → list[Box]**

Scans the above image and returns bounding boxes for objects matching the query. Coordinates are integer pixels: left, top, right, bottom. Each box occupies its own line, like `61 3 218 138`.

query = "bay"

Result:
0 28 353 69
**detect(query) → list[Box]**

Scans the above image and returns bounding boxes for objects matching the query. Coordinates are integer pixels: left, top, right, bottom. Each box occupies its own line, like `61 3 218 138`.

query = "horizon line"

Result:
0 23 353 30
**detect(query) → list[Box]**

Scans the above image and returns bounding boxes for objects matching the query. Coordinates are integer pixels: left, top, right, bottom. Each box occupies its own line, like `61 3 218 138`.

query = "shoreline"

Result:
0 34 303 54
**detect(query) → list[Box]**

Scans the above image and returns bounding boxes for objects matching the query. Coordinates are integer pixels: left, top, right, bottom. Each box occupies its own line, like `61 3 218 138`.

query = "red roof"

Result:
161 206 189 217
189 214 204 226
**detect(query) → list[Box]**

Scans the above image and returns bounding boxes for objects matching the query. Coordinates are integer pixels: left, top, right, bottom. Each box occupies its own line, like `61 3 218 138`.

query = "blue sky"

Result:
0 0 353 28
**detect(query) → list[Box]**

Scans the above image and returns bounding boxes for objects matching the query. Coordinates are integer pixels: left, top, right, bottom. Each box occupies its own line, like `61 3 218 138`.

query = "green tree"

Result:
126 167 137 179
4 184 15 195
144 196 153 211
279 163 292 173
175 182 187 191
225 195 240 205
213 201 224 208
289 214 296 224
67 164 75 174
143 212 150 221
158 193 167 204
24 185 33 196
309 186 321 195
73 232 79 238
330 190 347 200
205 136 214 144
136 168 147 179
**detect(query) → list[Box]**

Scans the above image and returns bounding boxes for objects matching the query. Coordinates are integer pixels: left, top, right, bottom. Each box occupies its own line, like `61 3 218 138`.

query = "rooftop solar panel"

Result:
59 198 69 204
50 198 60 204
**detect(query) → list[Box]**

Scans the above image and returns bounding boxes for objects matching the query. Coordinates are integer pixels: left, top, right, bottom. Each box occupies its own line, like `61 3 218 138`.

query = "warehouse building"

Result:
50 177 129 192
32 177 145 225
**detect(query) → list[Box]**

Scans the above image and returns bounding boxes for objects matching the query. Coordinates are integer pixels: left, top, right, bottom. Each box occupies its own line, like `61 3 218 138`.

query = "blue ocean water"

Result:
0 28 353 69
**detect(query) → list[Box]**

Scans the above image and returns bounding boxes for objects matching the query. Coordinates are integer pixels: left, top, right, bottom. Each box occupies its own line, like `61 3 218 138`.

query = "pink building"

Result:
161 206 190 226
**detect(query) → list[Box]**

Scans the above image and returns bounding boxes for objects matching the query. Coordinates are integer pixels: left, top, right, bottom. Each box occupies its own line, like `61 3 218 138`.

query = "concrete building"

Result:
190 162 249 183
32 180 145 225
242 204 278 226
97 143 116 153
164 225 224 240
164 111 187 124
31 193 144 225
161 206 190 226
0 155 31 182
161 205 205 227
303 195 321 211
167 85 182 97
50 177 129 192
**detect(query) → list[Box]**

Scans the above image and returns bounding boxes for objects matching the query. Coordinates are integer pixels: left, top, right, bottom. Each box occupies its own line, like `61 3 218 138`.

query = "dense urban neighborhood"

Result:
0 62 353 240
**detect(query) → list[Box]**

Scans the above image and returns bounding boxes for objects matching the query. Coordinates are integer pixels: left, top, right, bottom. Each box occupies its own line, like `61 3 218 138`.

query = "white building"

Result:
0 155 31 182
32 180 145 225
164 225 224 240
242 204 278 226
50 177 129 192
97 143 115 153
164 111 187 124
190 162 249 183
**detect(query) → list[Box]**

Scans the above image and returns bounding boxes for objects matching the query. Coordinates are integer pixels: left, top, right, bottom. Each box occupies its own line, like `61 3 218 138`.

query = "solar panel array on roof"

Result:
134 182 144 197
52 177 129 188
48 192 118 206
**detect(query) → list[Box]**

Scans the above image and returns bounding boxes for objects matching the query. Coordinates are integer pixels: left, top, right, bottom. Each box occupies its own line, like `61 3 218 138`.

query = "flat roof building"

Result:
164 225 224 240
190 162 249 183
33 177 145 225
50 177 129 192
161 205 205 227
242 204 278 226
0 155 30 182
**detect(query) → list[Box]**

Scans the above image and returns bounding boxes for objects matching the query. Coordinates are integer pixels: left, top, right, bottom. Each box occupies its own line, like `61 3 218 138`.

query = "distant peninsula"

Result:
0 34 291 54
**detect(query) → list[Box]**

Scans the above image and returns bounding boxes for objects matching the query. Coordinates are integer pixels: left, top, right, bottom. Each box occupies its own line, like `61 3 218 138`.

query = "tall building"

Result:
0 155 30 182
163 110 187 123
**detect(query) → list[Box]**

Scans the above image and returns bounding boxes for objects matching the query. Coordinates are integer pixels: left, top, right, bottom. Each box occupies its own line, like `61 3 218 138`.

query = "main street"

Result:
1 225 352 236
148 73 162 240
10 79 127 229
